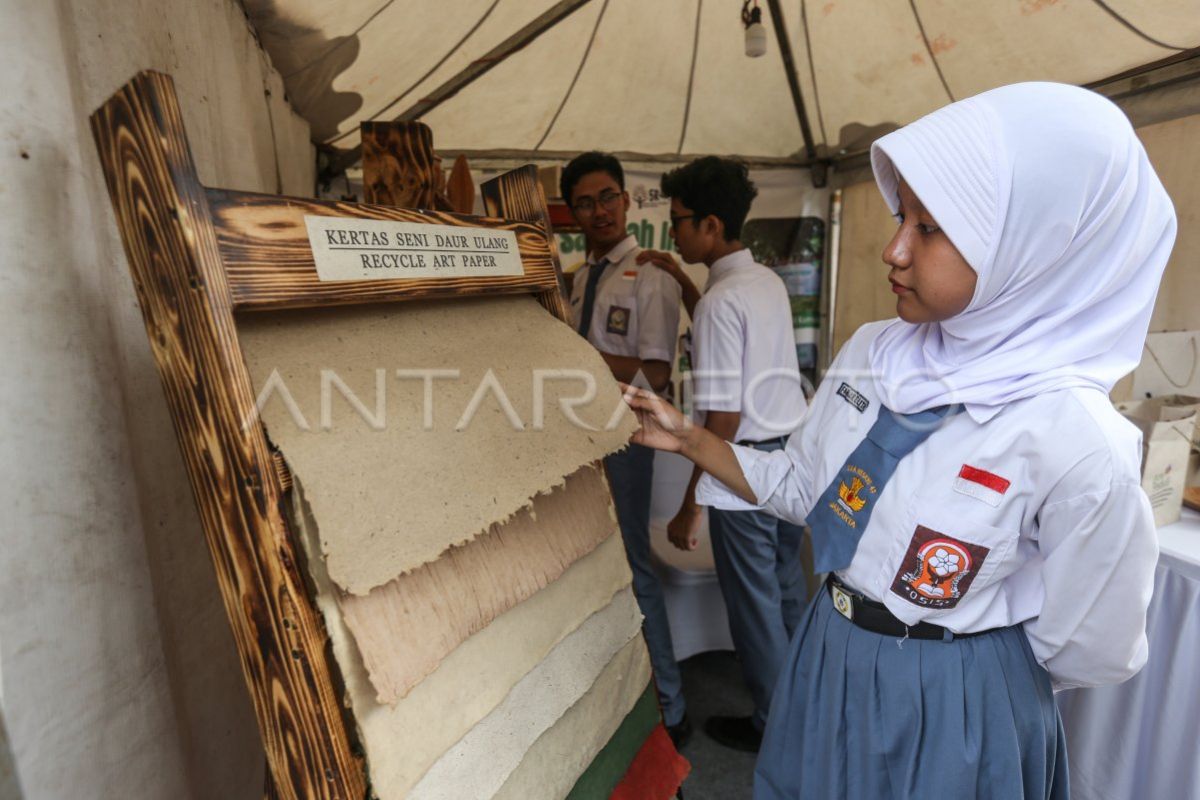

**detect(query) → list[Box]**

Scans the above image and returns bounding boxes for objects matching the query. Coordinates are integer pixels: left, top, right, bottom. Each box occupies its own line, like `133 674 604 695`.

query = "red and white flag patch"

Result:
953 465 1010 507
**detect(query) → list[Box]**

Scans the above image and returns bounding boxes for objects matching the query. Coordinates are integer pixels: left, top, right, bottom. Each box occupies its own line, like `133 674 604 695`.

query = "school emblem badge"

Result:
830 582 854 621
837 477 868 512
890 525 990 609
606 305 630 335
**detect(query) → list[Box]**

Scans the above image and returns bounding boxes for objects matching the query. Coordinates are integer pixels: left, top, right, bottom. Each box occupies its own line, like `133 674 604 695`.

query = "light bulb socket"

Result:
745 21 767 57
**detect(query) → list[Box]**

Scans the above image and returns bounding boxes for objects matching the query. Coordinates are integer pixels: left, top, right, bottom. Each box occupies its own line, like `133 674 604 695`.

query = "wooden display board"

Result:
90 71 575 800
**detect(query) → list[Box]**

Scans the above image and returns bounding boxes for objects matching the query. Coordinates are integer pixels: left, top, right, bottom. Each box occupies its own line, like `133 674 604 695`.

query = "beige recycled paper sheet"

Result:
240 295 638 594
290 482 634 800
494 634 652 800
341 463 619 704
409 587 644 800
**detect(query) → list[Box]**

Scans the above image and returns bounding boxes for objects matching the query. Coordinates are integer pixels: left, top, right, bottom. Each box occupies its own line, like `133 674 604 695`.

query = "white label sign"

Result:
304 215 524 282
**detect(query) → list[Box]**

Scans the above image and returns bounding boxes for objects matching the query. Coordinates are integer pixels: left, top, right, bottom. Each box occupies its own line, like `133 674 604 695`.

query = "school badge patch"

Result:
890 525 990 609
606 305 630 335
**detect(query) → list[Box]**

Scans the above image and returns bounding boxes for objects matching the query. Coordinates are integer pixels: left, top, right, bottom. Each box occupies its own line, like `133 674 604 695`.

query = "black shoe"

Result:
667 714 693 749
704 715 762 753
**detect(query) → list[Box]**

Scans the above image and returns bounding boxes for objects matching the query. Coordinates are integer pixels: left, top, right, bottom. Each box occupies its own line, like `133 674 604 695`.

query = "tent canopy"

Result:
246 0 1200 163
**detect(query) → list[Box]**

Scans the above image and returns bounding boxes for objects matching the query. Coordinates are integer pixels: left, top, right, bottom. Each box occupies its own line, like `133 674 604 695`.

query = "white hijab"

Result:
868 82 1176 421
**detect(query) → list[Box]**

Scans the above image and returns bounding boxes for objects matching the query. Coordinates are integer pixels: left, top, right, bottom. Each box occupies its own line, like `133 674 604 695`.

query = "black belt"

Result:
736 435 789 448
826 576 993 641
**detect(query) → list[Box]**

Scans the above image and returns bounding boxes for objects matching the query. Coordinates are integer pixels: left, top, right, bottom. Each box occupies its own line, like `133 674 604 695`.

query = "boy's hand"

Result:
636 249 683 279
667 502 703 551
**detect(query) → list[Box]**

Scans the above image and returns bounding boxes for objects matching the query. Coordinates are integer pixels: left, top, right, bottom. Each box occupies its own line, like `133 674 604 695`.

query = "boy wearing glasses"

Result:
559 152 690 745
644 157 809 753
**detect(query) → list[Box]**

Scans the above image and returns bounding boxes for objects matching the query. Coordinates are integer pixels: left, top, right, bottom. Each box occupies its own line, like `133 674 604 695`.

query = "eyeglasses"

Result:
572 190 623 216
669 213 696 230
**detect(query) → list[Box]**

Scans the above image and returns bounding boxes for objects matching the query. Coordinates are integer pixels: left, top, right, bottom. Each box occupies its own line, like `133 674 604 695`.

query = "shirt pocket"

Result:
880 502 1018 616
601 294 638 341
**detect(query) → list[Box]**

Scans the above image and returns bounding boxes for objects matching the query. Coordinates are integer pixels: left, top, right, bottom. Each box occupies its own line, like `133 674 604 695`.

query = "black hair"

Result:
660 156 758 241
560 151 625 206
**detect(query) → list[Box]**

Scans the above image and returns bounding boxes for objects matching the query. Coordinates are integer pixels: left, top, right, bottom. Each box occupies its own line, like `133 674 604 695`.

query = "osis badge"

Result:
890 525 991 609
606 305 630 335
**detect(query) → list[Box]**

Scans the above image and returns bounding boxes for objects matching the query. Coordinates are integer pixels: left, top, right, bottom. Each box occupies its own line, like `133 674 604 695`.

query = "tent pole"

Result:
765 0 823 185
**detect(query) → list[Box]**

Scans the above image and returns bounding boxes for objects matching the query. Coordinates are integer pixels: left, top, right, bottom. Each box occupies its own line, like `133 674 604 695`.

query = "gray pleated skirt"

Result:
754 587 1069 799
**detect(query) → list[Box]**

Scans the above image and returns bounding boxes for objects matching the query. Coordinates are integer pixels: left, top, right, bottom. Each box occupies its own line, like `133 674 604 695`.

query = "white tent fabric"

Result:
246 0 1200 159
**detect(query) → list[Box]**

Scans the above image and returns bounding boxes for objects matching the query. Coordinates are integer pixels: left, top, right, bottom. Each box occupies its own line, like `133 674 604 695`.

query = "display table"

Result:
1057 508 1200 800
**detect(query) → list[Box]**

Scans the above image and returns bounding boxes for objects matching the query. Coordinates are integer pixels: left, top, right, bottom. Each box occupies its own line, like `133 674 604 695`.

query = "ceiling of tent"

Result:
245 0 1200 161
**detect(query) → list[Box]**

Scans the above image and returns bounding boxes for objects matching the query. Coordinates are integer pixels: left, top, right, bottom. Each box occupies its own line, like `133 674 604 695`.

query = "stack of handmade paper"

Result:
239 295 688 799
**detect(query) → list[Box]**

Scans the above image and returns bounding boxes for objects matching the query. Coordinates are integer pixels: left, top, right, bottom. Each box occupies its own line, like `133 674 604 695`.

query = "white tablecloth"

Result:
1057 508 1200 800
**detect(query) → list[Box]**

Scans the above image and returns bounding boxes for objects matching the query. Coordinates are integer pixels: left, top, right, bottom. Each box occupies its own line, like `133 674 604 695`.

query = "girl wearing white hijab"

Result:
623 82 1175 798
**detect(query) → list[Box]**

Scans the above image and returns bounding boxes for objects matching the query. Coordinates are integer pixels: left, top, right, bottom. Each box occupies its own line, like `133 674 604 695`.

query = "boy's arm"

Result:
669 410 741 550
637 249 701 320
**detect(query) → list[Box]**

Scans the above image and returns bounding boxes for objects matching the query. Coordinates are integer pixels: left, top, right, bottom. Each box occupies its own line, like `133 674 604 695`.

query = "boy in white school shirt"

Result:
559 152 691 746
640 157 810 752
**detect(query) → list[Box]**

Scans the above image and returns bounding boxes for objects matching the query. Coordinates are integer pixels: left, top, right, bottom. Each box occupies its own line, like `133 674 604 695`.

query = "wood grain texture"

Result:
90 71 365 800
361 121 453 211
481 165 570 321
206 188 559 311
446 154 475 215
339 464 618 705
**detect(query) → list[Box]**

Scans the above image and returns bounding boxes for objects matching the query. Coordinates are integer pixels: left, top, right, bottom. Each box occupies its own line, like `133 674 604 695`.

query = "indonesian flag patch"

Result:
953 464 1010 508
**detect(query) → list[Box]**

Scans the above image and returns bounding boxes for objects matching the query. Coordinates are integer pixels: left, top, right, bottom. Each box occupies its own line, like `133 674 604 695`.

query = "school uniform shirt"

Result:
692 249 806 442
569 235 682 369
697 320 1159 691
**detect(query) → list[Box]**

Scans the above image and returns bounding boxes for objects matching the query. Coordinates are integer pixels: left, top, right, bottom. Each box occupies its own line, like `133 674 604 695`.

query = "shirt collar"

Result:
588 235 637 267
706 248 756 289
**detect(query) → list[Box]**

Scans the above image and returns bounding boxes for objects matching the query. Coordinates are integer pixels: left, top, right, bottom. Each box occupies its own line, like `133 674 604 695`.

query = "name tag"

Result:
837 382 869 413
621 270 637 281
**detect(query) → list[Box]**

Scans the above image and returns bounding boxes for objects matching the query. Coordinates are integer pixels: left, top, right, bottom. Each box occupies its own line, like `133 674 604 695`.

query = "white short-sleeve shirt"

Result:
691 249 807 442
697 320 1158 690
569 235 682 365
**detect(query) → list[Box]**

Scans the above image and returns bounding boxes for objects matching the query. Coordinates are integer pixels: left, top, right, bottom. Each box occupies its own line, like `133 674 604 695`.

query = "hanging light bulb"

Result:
742 0 767 58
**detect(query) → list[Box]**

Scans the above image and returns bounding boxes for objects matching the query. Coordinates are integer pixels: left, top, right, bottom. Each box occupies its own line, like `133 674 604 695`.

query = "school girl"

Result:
621 82 1175 798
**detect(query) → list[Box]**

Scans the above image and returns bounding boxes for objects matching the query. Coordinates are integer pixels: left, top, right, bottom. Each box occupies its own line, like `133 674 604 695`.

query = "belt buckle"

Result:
831 582 854 622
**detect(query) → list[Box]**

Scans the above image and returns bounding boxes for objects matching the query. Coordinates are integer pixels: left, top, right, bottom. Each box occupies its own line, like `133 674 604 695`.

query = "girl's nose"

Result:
882 226 912 269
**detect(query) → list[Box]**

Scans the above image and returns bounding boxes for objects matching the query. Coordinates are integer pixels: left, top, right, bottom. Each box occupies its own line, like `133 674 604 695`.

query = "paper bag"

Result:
1117 395 1199 527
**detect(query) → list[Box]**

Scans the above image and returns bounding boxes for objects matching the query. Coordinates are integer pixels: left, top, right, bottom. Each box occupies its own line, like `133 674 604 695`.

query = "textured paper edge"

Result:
493 638 653 800
339 463 619 704
408 586 644 800
289 478 635 799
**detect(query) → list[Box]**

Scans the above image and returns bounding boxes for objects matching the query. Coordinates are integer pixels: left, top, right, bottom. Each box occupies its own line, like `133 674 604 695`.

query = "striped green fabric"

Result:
566 682 660 800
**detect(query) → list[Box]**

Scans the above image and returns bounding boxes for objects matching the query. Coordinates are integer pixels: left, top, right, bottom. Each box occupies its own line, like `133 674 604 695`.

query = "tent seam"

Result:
799 0 828 146
534 0 611 151
1087 0 1189 51
326 0 503 145
676 0 704 155
907 0 955 103
282 0 396 80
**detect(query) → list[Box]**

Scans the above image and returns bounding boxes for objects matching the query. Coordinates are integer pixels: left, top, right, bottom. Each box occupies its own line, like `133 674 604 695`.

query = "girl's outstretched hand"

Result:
619 383 694 453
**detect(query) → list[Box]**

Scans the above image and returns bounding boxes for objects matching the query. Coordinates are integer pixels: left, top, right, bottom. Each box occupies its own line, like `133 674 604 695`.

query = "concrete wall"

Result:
0 0 313 797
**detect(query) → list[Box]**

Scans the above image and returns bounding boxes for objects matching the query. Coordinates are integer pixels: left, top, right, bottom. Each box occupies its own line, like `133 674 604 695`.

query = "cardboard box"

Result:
1118 395 1199 527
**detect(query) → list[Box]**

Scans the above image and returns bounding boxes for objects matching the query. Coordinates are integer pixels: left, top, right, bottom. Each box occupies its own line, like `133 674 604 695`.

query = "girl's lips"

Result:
890 281 911 295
